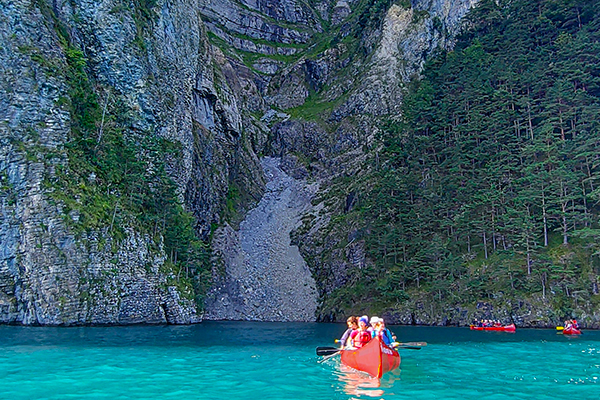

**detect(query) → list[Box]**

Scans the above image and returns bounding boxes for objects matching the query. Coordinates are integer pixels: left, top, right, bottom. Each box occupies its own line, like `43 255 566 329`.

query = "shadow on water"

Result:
0 321 335 347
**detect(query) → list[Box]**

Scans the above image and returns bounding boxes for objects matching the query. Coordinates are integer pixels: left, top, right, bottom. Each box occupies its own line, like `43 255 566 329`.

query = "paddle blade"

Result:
556 326 564 331
393 341 427 347
316 346 340 356
396 345 422 350
317 351 341 363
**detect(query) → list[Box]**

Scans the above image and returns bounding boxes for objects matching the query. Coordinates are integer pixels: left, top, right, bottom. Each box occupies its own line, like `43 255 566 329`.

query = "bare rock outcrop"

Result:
332 0 479 120
205 157 318 321
0 0 264 325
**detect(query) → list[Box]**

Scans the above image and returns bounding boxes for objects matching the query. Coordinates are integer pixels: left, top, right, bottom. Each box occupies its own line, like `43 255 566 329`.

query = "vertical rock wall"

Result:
0 0 480 324
0 0 264 325
1 0 73 323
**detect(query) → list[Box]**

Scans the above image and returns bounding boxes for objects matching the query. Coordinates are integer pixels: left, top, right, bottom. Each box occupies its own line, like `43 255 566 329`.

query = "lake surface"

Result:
0 322 598 399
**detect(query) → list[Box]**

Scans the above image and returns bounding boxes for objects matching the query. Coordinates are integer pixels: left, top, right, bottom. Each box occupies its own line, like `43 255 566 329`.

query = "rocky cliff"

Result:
1 0 480 325
199 0 480 322
0 0 264 325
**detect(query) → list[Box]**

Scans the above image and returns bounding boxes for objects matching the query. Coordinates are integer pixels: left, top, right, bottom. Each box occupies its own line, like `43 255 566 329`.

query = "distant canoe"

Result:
340 336 400 378
470 324 516 332
562 326 582 335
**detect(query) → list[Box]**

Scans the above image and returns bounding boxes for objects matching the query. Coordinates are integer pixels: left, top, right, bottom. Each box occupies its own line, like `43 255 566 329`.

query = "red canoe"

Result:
340 336 400 378
563 327 582 335
470 323 516 332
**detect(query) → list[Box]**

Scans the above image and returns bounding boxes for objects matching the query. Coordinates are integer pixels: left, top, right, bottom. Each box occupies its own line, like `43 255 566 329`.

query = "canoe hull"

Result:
340 337 400 378
563 327 582 335
470 324 516 332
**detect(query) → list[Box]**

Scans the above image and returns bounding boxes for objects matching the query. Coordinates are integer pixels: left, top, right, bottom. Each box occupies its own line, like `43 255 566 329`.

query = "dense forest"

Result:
319 0 600 323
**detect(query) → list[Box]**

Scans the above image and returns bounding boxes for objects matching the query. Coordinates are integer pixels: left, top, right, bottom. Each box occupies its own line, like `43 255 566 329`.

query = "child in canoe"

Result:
350 316 372 348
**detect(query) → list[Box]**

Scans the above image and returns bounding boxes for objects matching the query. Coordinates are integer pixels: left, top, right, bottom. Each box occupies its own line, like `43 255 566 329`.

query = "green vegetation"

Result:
131 0 158 51
316 0 600 320
286 91 337 121
0 171 17 206
35 0 211 308
354 0 397 37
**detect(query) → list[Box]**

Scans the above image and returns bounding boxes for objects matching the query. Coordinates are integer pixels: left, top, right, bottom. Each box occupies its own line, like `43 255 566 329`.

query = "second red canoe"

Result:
470 323 516 332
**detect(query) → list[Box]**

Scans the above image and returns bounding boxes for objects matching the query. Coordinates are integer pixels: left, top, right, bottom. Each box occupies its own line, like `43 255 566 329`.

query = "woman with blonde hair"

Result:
373 317 394 346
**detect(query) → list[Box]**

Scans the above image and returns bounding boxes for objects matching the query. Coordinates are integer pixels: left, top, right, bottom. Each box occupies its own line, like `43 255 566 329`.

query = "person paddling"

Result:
564 319 572 330
339 316 358 348
565 319 579 330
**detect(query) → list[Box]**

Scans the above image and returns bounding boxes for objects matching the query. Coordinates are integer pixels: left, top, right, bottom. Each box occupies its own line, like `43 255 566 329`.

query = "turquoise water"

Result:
0 322 598 399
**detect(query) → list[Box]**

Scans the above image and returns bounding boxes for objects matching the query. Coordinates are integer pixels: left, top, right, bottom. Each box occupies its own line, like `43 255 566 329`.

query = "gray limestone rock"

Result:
331 1 352 26
205 157 318 321
331 0 479 120
1 0 483 325
198 0 315 44
0 0 264 325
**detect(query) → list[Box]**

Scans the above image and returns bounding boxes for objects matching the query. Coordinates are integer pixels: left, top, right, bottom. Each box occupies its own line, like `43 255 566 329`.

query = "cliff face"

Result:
332 0 480 119
193 0 477 174
0 0 264 325
199 0 480 321
1 0 479 324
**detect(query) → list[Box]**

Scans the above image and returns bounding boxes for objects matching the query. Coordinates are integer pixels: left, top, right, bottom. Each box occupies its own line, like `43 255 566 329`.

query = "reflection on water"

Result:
335 364 402 398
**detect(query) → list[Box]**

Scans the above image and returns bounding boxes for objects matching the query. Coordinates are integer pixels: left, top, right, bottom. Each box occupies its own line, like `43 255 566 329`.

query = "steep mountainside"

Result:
305 0 600 328
1 0 479 325
0 0 263 325
200 0 480 321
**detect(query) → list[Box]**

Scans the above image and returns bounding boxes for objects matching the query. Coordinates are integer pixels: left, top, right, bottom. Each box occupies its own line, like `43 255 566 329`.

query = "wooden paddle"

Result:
316 346 341 356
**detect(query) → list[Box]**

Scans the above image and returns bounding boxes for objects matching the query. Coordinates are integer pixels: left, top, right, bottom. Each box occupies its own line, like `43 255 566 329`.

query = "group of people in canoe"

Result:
564 319 580 330
472 319 505 328
339 315 395 349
